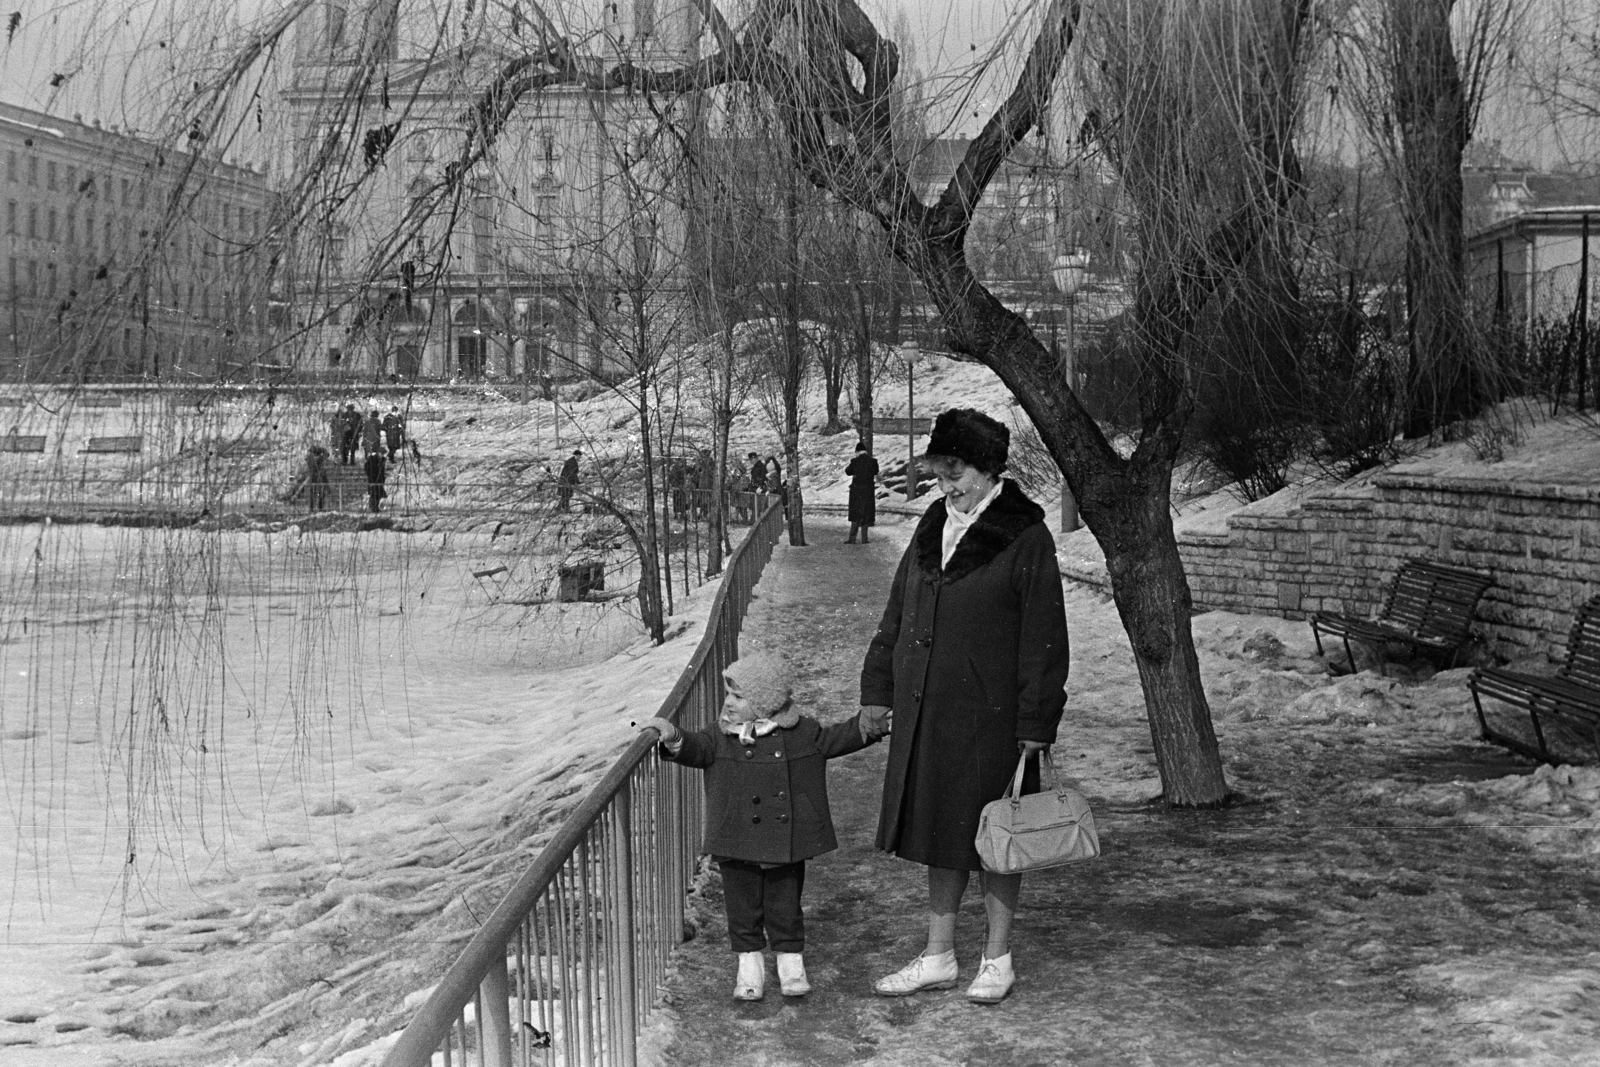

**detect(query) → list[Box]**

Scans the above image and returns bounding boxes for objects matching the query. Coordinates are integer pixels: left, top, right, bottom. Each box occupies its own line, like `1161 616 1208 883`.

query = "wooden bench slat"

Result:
81 436 143 453
1313 559 1493 671
1469 594 1600 764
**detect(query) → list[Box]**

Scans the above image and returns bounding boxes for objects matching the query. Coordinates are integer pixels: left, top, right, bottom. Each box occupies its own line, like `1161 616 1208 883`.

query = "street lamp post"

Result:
899 339 919 501
1052 249 1091 532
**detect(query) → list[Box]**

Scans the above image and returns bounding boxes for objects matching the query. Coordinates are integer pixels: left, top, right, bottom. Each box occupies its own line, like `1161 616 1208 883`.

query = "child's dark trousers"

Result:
717 858 806 953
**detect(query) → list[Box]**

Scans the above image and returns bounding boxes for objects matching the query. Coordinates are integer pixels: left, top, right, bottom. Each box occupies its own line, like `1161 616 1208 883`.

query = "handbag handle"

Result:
1003 748 1058 803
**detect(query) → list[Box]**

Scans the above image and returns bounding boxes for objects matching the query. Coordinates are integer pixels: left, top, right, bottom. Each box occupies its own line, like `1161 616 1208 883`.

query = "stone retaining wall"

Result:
1177 475 1600 664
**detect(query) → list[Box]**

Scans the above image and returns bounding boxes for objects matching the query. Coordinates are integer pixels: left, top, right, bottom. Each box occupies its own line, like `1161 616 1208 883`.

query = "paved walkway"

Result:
651 516 1600 1067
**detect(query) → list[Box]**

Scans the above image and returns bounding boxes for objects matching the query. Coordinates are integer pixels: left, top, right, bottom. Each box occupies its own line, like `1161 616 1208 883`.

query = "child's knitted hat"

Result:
723 649 794 718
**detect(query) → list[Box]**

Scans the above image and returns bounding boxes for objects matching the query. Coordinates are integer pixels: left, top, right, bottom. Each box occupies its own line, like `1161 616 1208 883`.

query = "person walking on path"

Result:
748 451 768 494
360 408 383 457
558 448 581 511
337 403 361 465
306 443 330 512
859 407 1071 1005
640 651 890 1001
363 440 387 513
381 405 406 462
844 440 879 544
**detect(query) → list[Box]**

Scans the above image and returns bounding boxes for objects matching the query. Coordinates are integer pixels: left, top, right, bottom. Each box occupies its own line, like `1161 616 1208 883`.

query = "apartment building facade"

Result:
1 100 274 381
280 0 703 382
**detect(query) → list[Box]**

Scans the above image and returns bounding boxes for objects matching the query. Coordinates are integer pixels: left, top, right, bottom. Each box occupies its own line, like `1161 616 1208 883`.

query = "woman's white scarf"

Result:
941 478 1005 568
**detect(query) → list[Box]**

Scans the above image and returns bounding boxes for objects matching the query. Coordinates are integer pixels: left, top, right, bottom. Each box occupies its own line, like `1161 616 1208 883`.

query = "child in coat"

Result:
641 650 890 1001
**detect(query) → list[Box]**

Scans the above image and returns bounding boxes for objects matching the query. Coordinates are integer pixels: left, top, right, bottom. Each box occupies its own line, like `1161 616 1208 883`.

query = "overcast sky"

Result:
0 0 1589 170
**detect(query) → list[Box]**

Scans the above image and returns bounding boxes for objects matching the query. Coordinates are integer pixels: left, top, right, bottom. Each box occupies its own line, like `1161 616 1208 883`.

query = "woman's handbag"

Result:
975 752 1100 874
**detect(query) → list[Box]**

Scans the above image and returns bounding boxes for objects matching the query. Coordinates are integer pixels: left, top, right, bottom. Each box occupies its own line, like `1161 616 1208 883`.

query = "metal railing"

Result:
382 499 786 1067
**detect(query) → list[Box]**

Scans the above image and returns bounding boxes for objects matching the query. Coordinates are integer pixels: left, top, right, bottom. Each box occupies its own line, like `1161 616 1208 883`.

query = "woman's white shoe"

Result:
775 952 811 996
966 952 1014 1004
873 950 959 996
733 951 765 1001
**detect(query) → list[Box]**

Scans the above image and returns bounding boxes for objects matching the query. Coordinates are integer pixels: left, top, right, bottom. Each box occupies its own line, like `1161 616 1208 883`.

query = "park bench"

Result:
1311 559 1494 673
0 434 46 453
1468 595 1600 764
80 436 144 453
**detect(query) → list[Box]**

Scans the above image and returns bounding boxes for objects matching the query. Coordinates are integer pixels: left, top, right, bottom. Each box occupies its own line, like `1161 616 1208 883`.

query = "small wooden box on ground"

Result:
558 561 605 601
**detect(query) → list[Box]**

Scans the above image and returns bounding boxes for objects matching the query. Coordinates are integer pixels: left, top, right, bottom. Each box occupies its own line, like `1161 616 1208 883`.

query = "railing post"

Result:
480 954 513 1067
614 776 639 1066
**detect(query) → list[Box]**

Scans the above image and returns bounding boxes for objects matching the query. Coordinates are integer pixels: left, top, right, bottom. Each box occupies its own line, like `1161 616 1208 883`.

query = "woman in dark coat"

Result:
859 407 1070 1005
844 441 879 544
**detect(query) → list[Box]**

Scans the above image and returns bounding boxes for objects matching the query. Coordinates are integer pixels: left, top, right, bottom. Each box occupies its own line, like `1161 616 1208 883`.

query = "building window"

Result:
46 162 57 191
5 200 14 235
66 208 75 245
328 346 343 366
46 262 56 297
27 204 37 239
66 166 75 194
121 178 130 207
105 217 114 254
47 209 57 242
27 259 37 296
85 210 94 252
26 157 37 186
5 152 15 183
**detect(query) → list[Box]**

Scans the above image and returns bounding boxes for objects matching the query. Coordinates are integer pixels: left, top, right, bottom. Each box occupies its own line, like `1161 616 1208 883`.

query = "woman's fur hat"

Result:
924 408 1009 476
723 649 795 719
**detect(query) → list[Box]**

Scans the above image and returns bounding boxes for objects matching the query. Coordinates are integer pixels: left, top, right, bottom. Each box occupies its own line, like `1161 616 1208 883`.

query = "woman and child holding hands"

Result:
641 408 1071 1006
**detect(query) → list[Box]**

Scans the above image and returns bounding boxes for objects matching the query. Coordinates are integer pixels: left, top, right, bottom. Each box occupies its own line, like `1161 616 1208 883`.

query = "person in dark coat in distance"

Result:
641 651 890 1002
557 449 581 511
858 407 1070 1006
765 454 787 516
337 403 361 465
844 440 880 543
748 451 768 494
306 443 330 512
381 406 405 461
360 409 383 457
362 439 387 512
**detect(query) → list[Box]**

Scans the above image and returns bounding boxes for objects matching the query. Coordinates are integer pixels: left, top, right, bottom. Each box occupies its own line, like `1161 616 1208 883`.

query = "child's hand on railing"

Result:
639 717 681 746
859 704 892 741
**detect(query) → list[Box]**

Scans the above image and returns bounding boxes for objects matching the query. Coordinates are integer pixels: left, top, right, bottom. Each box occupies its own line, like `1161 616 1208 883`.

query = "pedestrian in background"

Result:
306 443 330 512
382 405 406 461
363 440 387 513
845 440 879 544
558 448 582 511
337 403 361 465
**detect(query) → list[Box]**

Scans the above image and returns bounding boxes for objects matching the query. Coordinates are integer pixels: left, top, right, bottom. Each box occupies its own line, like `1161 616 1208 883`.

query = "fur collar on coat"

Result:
913 479 1045 582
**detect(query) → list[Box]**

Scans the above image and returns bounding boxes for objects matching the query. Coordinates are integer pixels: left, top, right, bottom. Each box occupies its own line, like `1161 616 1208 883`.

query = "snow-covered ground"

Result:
5 354 1599 1064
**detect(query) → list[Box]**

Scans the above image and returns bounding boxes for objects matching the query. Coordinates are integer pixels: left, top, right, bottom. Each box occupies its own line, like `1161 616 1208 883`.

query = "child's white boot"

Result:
775 952 811 997
733 951 765 1001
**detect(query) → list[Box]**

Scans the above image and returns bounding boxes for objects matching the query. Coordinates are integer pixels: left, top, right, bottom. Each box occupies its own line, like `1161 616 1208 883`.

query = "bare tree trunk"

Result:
632 291 665 643
1388 0 1485 435
917 240 1227 804
854 282 874 453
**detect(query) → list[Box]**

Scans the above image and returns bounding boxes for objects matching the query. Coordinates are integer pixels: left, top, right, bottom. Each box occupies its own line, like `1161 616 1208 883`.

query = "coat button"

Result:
752 796 761 805
777 814 789 823
751 815 761 824
776 791 786 800
772 750 783 758
744 750 754 759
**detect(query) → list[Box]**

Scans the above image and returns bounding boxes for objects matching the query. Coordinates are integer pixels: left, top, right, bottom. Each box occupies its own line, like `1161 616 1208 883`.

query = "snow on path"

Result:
0 522 732 1065
649 514 1600 1067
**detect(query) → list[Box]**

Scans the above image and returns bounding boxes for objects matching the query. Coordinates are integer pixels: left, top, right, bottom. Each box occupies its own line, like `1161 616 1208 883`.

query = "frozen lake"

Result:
0 519 656 1057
